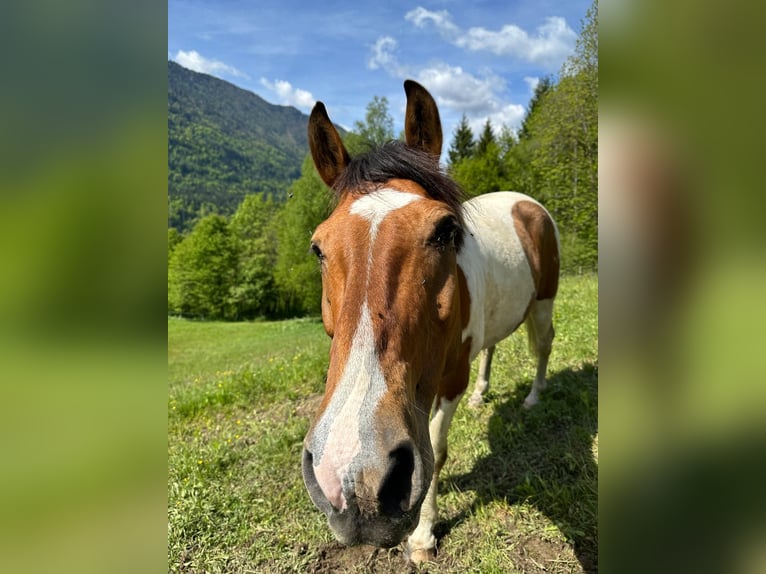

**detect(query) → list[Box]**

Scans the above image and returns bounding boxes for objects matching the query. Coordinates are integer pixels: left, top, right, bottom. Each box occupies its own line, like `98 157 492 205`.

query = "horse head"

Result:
301 80 468 547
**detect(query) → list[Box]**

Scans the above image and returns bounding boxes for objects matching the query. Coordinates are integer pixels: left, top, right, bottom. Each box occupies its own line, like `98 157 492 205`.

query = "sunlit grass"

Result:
168 273 597 573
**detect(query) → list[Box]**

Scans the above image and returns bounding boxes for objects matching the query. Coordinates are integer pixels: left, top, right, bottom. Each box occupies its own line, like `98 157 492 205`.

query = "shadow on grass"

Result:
438 363 598 573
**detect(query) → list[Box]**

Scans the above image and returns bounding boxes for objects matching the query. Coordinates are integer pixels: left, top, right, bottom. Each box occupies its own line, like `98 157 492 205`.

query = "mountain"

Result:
168 61 312 231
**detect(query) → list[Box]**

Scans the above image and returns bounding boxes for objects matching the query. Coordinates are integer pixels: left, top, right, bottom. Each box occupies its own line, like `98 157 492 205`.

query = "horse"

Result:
301 79 560 563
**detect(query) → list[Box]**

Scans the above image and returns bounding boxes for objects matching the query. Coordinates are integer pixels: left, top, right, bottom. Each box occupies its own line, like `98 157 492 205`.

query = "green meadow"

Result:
168 273 597 573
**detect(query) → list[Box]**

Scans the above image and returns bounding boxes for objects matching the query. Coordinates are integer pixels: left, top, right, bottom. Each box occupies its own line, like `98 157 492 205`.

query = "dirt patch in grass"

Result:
306 542 416 573
512 534 582 573
294 392 323 421
302 534 588 573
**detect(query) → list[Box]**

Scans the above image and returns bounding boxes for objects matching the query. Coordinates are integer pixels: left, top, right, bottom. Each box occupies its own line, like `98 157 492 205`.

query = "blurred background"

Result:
1 0 765 572
600 0 766 572
0 1 167 572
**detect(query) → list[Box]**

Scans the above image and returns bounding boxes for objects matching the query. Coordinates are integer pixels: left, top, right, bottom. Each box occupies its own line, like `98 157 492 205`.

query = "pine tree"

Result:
519 76 553 141
447 114 475 165
476 119 496 156
450 119 506 198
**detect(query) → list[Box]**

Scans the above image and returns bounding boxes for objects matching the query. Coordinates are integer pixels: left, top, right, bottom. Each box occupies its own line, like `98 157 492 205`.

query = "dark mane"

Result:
332 140 465 225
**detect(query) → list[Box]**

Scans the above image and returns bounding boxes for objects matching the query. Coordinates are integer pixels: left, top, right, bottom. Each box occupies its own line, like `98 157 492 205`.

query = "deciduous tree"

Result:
349 95 395 148
229 194 278 318
168 214 238 319
273 156 332 316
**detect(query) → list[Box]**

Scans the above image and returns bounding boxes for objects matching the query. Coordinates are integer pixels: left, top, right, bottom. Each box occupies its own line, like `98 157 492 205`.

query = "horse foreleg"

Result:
405 392 463 563
467 345 495 408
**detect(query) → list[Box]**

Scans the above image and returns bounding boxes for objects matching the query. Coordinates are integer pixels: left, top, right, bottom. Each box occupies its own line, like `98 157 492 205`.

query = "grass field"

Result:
168 273 598 573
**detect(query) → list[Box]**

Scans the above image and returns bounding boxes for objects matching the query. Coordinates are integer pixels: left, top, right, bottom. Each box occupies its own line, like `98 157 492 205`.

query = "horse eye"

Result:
429 217 462 252
311 242 324 261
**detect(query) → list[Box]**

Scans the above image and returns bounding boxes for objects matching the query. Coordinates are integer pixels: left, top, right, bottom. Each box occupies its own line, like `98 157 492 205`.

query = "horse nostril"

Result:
377 444 415 517
302 448 334 515
302 448 318 491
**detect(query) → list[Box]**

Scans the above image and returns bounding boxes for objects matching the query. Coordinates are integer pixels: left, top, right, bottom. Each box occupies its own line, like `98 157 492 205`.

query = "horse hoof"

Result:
523 396 538 409
467 394 483 409
408 547 436 564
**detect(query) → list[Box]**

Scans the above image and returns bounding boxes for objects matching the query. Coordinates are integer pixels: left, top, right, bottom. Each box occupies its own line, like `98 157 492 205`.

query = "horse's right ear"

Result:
308 102 350 189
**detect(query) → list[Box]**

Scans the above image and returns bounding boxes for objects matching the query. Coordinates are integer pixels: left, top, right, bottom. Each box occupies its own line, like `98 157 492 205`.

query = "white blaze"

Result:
350 189 423 242
313 301 386 510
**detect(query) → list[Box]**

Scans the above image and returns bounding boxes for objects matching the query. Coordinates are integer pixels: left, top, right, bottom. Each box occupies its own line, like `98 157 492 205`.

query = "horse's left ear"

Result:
404 79 443 158
308 102 350 189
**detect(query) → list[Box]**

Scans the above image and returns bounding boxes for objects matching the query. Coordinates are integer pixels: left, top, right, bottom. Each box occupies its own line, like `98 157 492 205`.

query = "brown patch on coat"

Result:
511 201 560 300
310 189 467 433
438 337 472 402
380 178 430 198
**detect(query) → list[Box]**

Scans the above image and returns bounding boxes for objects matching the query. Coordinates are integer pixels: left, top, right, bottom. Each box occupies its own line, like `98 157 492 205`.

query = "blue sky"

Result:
169 0 591 148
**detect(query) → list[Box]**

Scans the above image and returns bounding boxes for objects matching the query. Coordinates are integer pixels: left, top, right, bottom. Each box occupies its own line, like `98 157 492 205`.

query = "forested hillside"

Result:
168 61 311 231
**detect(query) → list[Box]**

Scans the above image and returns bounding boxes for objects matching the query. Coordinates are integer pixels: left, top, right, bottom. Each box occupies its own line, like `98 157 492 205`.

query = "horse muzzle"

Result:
301 441 432 547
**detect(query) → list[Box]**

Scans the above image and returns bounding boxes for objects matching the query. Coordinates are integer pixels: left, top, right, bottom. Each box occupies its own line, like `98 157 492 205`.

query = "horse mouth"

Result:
302 447 428 548
326 500 423 548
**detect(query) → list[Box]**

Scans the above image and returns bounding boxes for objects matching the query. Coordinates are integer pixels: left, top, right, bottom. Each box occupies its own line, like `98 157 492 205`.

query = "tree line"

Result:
168 1 597 320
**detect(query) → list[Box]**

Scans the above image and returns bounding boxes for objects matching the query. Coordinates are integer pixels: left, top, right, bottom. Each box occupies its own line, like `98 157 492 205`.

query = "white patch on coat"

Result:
457 192 558 361
312 300 386 511
350 189 423 243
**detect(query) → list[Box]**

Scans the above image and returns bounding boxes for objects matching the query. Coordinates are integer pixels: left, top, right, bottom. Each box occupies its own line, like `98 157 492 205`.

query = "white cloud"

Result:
368 36 398 71
416 64 502 114
417 64 525 133
365 38 526 134
405 8 576 70
524 76 540 94
480 104 526 137
173 50 249 80
259 78 315 110
405 7 459 36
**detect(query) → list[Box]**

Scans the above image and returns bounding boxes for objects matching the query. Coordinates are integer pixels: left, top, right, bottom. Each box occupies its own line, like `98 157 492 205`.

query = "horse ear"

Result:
404 80 443 158
308 102 350 188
